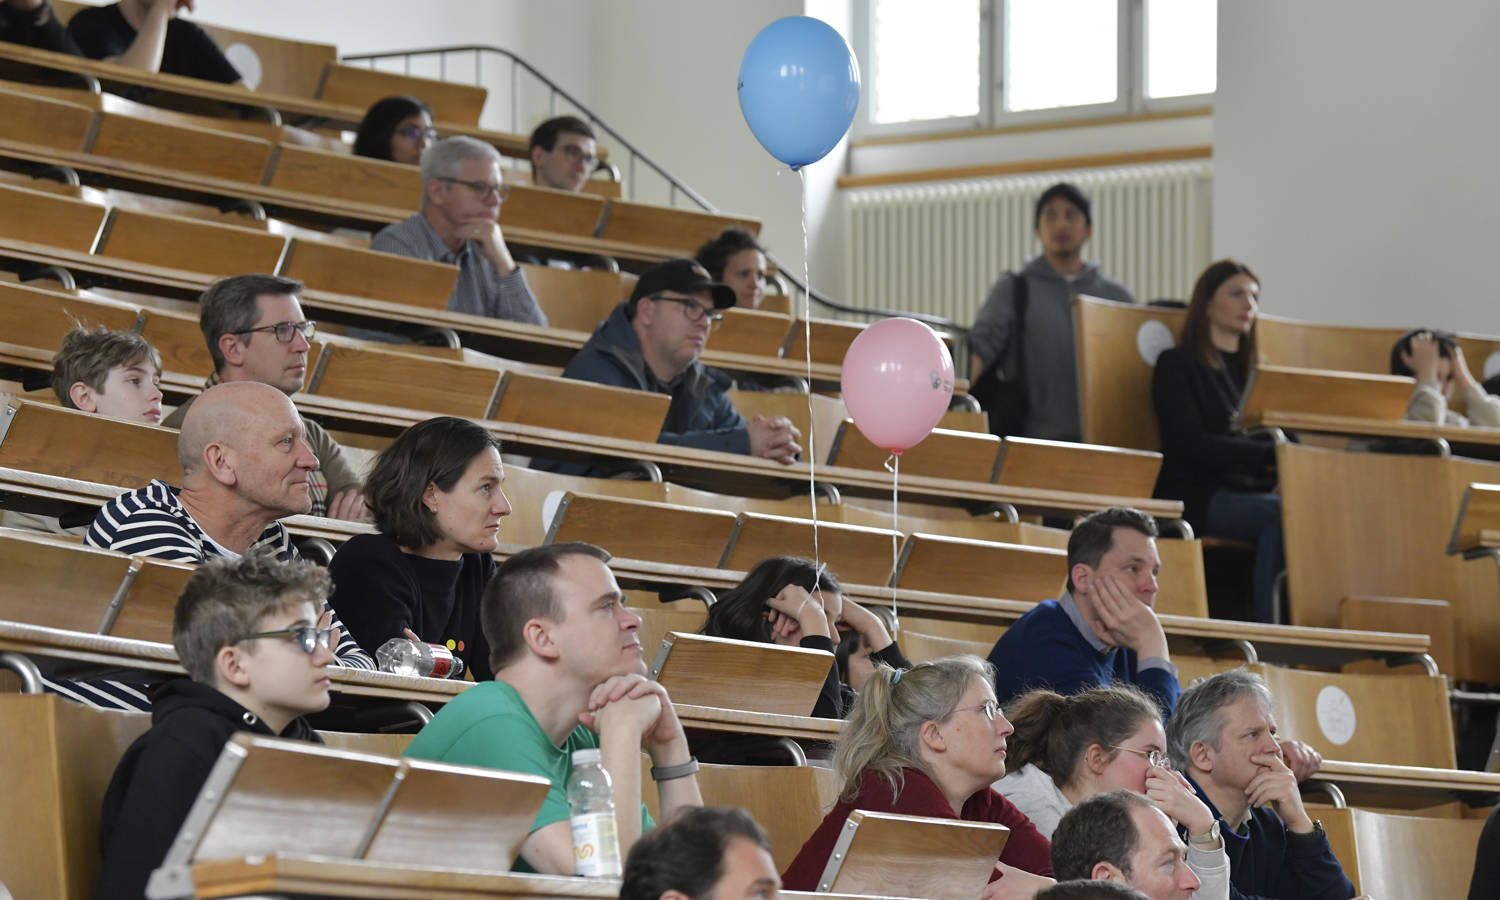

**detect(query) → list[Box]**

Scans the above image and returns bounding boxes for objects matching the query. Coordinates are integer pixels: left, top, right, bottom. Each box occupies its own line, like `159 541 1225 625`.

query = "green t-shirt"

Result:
403 680 653 872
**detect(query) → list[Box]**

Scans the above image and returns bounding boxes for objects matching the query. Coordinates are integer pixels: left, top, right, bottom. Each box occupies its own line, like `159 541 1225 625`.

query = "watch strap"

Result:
650 757 700 782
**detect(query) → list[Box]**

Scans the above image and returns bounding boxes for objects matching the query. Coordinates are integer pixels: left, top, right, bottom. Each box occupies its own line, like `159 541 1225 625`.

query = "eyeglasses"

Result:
1112 746 1172 768
237 625 335 655
558 143 599 167
437 176 511 202
398 124 438 142
233 320 317 343
953 699 1001 722
651 295 724 331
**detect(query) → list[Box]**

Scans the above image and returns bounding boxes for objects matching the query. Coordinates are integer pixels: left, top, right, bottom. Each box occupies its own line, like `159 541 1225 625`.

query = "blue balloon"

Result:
737 16 861 170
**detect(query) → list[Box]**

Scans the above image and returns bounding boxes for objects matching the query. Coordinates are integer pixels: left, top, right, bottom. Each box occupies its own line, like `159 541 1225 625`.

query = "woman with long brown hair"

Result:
1151 259 1283 622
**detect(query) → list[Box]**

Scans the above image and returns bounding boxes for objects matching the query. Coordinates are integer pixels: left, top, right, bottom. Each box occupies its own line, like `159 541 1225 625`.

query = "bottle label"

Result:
570 811 622 878
426 643 457 679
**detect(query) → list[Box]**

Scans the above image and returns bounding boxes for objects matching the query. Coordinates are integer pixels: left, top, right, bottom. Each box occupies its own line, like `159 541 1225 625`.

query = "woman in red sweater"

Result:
782 655 1055 898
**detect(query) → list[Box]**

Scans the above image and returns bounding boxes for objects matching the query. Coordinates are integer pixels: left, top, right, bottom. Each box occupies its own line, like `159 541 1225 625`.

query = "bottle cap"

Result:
572 748 603 765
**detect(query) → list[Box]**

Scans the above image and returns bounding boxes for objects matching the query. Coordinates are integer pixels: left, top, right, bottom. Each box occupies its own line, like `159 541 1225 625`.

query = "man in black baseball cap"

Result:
534 258 801 476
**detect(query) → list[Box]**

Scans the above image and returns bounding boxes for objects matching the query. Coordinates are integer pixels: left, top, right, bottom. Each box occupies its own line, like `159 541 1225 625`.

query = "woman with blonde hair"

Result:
781 656 1054 898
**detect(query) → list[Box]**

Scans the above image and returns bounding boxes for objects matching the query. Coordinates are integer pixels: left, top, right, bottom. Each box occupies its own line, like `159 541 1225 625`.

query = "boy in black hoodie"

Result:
96 552 337 899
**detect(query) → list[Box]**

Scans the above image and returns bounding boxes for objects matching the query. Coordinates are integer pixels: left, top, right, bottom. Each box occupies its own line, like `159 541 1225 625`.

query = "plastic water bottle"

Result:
374 637 465 679
567 748 622 877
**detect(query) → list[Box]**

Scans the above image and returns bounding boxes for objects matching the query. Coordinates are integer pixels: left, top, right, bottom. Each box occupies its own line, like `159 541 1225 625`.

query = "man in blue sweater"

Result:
1167 671 1355 900
988 507 1181 716
535 258 801 476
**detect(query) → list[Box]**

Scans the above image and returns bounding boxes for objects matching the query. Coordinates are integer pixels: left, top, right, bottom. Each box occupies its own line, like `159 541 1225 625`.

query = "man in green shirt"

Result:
405 542 703 874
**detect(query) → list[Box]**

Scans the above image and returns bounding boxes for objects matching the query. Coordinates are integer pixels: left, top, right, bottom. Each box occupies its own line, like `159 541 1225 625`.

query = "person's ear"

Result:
1091 861 1126 883
919 719 947 754
422 482 440 515
523 618 561 661
201 440 236 487
218 332 244 368
69 382 99 413
1071 563 1094 595
529 146 545 169
1085 743 1110 775
635 296 656 327
216 644 252 689
1082 220 1094 242
1190 739 1214 774
424 176 446 208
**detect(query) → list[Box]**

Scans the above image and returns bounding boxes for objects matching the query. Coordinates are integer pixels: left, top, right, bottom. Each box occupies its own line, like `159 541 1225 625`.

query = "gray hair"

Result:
1166 669 1273 771
833 654 995 802
420 135 502 183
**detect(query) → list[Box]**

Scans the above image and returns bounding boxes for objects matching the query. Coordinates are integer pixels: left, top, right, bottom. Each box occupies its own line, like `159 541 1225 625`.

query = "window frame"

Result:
852 0 1214 139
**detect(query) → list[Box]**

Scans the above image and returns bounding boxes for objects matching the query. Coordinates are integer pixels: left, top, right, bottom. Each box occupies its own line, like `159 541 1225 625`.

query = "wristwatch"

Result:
1188 821 1221 845
1286 820 1326 843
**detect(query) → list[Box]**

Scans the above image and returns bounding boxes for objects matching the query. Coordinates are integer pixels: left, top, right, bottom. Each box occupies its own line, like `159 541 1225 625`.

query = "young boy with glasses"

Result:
95 553 338 900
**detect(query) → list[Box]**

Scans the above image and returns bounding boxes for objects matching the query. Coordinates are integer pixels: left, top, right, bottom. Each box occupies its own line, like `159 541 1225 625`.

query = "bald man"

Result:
86 382 373 667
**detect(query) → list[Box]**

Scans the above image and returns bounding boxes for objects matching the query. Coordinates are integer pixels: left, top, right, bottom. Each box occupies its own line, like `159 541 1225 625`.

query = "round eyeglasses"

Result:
953 699 1001 722
237 625 335 656
1113 746 1172 768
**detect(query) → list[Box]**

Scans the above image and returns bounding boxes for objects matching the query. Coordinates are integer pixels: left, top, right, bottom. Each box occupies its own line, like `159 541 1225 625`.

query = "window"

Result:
861 0 1215 133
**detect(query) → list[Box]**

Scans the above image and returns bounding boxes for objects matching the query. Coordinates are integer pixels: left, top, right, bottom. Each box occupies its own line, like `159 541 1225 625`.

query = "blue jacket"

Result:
1189 776 1356 900
534 303 748 475
987 595 1180 717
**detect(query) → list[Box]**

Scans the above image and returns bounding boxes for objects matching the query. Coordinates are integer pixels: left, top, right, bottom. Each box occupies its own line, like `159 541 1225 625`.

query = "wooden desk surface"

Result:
1243 410 1500 449
1314 759 1500 799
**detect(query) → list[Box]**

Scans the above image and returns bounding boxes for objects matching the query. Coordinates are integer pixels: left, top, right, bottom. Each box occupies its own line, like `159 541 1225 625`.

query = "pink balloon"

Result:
840 318 955 454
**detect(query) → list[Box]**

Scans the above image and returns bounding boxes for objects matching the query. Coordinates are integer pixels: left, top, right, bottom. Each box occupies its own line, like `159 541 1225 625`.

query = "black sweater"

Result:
1150 345 1277 526
96 679 321 900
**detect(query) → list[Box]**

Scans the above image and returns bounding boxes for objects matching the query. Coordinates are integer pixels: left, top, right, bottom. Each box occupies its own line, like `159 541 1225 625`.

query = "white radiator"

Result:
842 161 1214 326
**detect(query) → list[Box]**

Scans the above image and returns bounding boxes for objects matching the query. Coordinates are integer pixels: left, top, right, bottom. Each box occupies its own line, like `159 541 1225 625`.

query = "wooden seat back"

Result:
87 110 274 184
893 533 1064 601
316 64 488 127
492 370 670 444
496 465 668 547
1447 482 1500 554
0 694 151 900
816 810 1008 900
0 527 133 633
0 182 107 254
0 86 95 151
782 316 866 367
1073 295 1186 451
1320 806 1486 899
647 632 830 717
282 236 457 310
0 400 178 488
1251 663 1455 768
152 732 546 890
631 605 709 663
136 305 214 375
266 144 421 211
899 630 995 665
727 390 847 456
1339 595 1455 677
939 409 989 433
96 206 286 277
638 760 834 871
109 556 195 644
1256 316 1410 375
307 343 499 419
597 199 760 255
713 307 794 358
827 420 1002 483
666 482 837 518
833 502 1027 544
994 436 1162 499
193 23 338 98
501 183 609 236
0 281 142 353
520 264 631 333
721 511 900 586
1236 364 1414 427
1172 656 1247 689
1153 537 1210 618
544 492 737 569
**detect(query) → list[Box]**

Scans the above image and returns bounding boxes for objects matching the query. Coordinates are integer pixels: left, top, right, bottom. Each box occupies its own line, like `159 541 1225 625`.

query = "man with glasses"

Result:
162 274 364 521
95 552 338 900
372 135 546 326
534 258 802 476
529 116 598 193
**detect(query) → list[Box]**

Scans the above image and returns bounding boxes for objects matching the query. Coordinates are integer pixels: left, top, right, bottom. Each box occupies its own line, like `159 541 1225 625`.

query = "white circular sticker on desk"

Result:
1314 685 1357 746
1137 320 1176 367
223 43 263 90
1484 351 1500 381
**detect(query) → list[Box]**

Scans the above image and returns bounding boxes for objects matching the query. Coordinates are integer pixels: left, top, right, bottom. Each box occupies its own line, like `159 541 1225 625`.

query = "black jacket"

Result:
1150 345 1277 525
96 679 322 900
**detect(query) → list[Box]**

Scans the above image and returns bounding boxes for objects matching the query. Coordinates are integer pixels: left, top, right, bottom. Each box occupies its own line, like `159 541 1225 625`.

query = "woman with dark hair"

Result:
782 657 1055 895
1152 259 1284 622
328 417 510 680
353 95 435 165
701 556 908 718
695 227 767 310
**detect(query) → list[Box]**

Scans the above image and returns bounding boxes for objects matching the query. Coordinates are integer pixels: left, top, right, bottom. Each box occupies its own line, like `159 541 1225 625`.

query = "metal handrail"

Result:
339 43 967 337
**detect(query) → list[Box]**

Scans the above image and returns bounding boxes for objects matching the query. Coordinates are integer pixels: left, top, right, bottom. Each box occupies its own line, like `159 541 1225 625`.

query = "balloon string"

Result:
883 452 901 636
799 166 820 574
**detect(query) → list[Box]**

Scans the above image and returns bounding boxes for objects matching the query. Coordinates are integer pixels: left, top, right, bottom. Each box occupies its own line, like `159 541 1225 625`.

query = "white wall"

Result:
1215 0 1500 333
